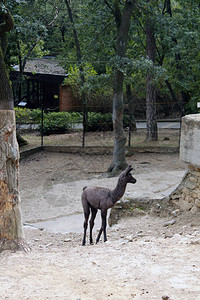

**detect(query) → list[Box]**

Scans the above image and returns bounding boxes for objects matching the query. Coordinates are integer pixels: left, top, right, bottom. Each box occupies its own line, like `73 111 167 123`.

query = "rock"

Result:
164 234 173 239
190 240 200 245
171 209 181 217
195 199 200 208
125 235 133 242
162 296 169 300
131 208 146 216
64 238 72 242
178 199 193 211
119 239 128 246
190 206 200 214
189 176 197 183
163 219 176 227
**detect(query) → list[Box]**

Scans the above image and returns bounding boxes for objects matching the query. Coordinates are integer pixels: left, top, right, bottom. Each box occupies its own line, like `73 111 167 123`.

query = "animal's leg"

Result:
82 203 90 246
96 210 107 244
102 210 108 242
89 207 97 245
96 227 103 244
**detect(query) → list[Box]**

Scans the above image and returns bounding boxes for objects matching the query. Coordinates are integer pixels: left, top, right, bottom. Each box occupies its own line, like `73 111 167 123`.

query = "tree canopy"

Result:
2 0 200 170
5 0 200 114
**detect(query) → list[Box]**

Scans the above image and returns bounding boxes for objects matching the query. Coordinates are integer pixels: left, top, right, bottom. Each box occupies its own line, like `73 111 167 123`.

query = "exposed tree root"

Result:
0 238 31 253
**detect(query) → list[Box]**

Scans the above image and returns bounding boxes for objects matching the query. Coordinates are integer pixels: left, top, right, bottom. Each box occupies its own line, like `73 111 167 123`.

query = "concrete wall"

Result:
180 114 200 168
170 114 200 212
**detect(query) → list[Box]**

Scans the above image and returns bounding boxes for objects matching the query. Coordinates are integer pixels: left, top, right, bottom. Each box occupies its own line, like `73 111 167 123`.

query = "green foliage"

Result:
7 0 200 119
15 107 41 124
14 108 134 134
184 97 200 115
6 0 54 67
87 112 113 131
87 112 129 131
63 63 112 97
39 112 70 135
15 108 82 135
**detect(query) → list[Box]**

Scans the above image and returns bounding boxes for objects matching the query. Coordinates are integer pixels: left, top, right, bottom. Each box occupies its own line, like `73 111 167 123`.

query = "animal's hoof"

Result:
105 241 111 245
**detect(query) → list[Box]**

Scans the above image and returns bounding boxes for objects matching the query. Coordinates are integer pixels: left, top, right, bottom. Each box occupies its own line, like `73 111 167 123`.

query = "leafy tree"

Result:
104 0 136 174
151 0 200 115
64 0 88 145
5 0 200 173
7 0 59 72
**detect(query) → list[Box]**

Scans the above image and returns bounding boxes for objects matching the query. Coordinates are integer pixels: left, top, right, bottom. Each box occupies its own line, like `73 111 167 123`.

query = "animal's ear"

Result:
125 165 133 174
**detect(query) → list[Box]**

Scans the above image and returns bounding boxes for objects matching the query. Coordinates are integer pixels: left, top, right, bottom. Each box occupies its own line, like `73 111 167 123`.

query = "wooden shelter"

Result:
11 57 82 112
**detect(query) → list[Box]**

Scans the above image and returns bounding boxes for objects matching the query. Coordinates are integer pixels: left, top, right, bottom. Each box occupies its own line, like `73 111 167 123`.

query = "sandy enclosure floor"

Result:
1 151 200 300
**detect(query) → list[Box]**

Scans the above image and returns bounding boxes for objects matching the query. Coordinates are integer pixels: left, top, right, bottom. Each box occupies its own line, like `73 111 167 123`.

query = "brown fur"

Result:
81 165 136 245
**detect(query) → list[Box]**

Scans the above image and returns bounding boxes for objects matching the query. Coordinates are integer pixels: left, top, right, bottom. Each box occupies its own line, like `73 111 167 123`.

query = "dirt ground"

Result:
1 151 200 300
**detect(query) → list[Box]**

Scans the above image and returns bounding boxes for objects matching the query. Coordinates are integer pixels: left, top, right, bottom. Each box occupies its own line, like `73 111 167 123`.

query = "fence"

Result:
16 106 182 154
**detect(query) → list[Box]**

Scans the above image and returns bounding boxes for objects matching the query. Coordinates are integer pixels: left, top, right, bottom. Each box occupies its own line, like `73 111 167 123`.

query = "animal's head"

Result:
120 165 136 184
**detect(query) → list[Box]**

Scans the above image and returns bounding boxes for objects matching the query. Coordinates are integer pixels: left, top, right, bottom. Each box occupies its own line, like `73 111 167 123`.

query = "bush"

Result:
39 111 83 135
39 112 70 135
184 97 199 115
87 112 130 131
14 108 130 134
15 108 83 135
14 108 41 124
87 112 113 131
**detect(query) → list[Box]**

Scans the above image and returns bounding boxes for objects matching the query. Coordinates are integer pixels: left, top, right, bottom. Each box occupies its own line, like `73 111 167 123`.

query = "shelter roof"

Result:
14 57 67 76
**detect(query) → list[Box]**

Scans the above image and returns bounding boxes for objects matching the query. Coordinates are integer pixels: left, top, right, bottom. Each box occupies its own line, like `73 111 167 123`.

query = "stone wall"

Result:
170 165 200 213
170 114 200 212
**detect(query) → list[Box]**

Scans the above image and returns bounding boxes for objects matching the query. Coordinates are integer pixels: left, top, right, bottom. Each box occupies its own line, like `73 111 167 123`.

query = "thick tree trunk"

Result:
108 1 135 175
145 17 158 141
110 70 127 173
0 10 14 110
0 50 14 110
0 10 29 252
0 111 28 252
146 73 158 140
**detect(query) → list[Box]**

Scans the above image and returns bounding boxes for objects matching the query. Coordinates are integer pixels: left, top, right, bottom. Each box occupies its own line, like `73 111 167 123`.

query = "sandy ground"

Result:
1 151 200 300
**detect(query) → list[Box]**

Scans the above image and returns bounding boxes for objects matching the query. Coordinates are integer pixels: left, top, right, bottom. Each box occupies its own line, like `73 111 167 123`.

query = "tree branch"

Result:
104 0 114 13
0 10 14 35
21 7 58 73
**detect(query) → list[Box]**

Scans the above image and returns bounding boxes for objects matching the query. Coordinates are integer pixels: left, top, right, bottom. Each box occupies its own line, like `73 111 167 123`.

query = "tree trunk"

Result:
0 10 14 110
0 10 29 252
126 84 136 132
0 111 29 252
108 0 135 175
145 16 158 141
0 48 14 110
110 69 128 173
64 0 87 145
